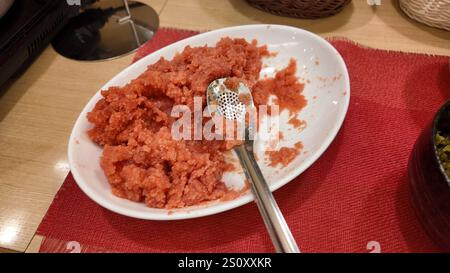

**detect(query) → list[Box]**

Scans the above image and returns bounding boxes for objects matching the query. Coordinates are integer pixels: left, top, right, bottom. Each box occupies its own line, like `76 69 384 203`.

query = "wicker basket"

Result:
399 0 450 31
246 0 351 19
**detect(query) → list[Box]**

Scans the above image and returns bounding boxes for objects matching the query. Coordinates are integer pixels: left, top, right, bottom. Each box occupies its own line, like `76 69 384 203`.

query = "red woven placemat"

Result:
37 28 450 253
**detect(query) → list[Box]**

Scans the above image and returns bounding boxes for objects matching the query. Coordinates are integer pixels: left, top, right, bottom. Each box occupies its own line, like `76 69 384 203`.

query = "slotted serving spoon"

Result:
206 78 300 253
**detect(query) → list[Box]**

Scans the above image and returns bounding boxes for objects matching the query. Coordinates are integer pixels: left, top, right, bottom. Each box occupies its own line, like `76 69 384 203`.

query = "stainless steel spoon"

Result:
206 78 300 253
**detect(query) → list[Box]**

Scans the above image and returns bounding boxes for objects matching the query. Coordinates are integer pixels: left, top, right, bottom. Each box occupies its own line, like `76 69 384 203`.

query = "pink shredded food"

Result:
87 38 307 209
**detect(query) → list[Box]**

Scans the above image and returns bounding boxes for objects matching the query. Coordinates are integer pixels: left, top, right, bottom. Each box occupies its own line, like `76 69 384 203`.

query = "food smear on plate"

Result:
265 142 303 168
288 116 307 129
87 37 308 209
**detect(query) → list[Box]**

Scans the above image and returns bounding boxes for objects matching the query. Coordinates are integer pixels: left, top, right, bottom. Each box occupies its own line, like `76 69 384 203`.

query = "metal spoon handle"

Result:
234 144 300 253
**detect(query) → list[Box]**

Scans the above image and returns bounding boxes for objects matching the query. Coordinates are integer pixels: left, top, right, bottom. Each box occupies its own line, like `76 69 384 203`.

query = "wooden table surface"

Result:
1 0 449 253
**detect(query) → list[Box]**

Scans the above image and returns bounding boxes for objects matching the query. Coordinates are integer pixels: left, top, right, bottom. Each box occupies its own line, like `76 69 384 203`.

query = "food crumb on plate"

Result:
288 116 306 129
265 141 303 168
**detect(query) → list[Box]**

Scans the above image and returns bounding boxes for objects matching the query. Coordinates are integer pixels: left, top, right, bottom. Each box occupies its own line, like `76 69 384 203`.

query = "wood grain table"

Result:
0 0 449 253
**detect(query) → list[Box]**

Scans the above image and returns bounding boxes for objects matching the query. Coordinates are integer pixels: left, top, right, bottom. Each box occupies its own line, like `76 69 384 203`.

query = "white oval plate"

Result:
68 24 350 220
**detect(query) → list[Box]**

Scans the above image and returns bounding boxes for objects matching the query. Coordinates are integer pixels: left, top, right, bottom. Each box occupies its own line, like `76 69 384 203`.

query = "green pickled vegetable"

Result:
435 131 450 177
